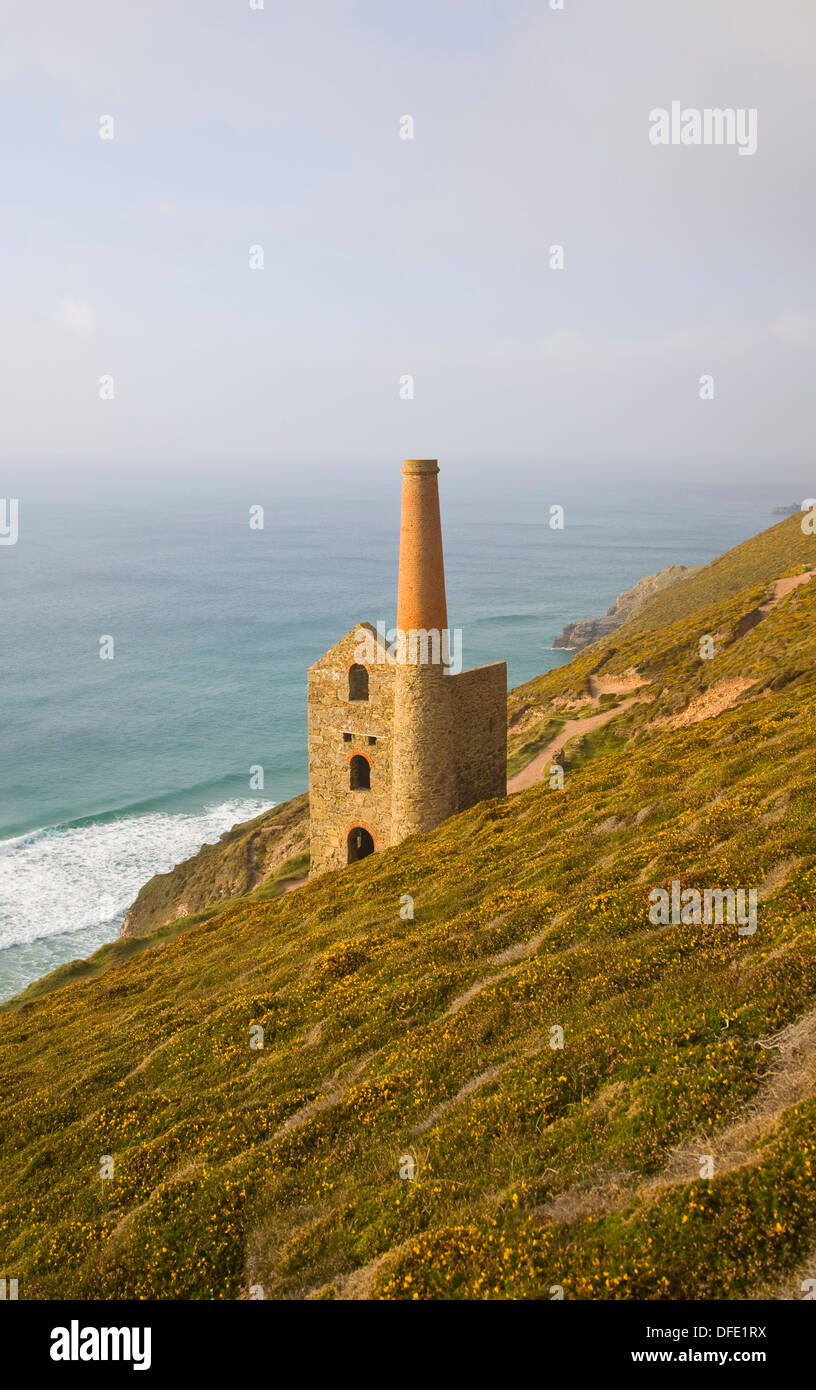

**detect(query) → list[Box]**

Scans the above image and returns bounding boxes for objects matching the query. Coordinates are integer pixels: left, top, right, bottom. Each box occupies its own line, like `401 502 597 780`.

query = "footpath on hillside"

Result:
507 696 639 793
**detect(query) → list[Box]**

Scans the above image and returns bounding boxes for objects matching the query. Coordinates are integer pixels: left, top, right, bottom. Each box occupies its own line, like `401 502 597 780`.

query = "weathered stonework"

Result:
449 662 508 810
308 625 394 876
307 461 507 876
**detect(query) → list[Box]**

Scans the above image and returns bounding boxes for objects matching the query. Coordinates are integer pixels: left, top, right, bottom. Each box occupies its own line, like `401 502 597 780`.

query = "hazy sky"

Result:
2 0 814 489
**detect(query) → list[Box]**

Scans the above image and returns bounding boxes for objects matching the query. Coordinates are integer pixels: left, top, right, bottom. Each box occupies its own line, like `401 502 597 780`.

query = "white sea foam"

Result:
0 799 273 952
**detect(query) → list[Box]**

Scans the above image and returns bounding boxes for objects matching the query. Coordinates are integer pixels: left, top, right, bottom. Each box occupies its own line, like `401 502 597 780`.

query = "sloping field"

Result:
2 514 815 1300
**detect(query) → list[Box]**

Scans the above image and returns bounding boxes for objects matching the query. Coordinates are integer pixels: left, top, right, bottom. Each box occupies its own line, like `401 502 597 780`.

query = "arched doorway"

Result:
347 826 375 863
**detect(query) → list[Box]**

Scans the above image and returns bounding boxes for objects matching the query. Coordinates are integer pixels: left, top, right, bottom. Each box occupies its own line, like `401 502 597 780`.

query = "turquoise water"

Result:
0 477 782 1000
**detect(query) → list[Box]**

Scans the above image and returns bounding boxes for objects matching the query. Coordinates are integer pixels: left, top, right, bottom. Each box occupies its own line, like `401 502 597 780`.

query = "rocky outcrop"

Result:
121 792 309 938
552 565 694 650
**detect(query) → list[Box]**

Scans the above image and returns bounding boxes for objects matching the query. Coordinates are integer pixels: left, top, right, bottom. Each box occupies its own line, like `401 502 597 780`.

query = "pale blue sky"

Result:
2 0 814 489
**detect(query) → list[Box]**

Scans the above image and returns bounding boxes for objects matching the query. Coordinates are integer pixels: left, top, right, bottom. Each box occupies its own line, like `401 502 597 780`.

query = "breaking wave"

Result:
0 797 273 953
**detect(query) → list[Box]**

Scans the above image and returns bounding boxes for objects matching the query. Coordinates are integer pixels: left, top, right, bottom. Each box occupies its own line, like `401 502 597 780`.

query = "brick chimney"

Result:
391 459 457 840
396 459 448 638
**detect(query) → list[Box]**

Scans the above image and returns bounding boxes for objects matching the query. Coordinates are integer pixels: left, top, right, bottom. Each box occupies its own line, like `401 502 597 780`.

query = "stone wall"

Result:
390 661 458 841
307 624 394 876
449 662 507 811
308 629 507 876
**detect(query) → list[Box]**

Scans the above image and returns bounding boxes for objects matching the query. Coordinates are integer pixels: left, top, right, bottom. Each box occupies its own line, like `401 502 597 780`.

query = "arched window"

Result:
348 663 369 701
349 754 371 790
348 827 375 863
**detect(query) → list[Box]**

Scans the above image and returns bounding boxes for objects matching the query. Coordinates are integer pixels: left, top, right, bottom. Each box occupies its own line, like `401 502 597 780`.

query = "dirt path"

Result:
442 925 554 1019
507 699 638 794
771 570 816 601
534 1002 816 1236
652 570 816 731
587 670 648 702
663 677 754 729
733 569 816 640
413 1063 508 1136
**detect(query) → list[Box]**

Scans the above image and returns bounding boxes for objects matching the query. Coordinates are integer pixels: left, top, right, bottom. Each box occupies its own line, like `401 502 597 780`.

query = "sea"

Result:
0 474 791 1002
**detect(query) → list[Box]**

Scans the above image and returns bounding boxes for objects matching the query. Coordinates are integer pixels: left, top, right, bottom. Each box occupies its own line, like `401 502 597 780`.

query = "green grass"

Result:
1 514 816 1300
506 718 564 778
256 851 311 896
629 512 815 630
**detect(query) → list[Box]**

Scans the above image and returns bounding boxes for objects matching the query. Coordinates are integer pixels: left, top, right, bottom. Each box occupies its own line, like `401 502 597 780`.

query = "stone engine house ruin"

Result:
307 459 507 875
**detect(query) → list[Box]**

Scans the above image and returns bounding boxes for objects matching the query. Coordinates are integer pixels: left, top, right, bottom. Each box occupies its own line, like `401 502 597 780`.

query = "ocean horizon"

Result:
0 477 794 1001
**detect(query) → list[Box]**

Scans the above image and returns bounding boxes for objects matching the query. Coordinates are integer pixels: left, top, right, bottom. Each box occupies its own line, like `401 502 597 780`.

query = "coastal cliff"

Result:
120 792 309 938
552 564 694 649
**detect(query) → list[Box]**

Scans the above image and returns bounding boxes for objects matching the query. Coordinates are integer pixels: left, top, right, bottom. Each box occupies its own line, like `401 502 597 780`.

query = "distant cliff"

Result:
552 564 694 650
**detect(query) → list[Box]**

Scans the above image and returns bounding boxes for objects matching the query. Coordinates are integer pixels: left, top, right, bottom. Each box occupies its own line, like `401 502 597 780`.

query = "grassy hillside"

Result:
2 514 816 1300
507 513 815 768
626 510 813 631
